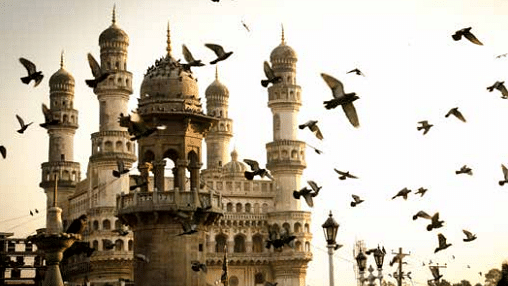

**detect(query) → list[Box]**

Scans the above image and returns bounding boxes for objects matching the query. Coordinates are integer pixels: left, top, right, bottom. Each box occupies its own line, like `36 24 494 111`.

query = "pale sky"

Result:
1 0 508 285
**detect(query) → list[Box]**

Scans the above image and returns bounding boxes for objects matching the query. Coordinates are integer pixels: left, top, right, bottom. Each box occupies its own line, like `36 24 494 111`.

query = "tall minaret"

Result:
40 52 81 228
205 67 233 169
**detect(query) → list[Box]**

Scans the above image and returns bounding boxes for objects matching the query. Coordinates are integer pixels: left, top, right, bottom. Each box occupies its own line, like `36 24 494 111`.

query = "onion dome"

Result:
205 67 229 97
99 6 129 45
223 150 248 176
49 52 74 89
270 25 297 61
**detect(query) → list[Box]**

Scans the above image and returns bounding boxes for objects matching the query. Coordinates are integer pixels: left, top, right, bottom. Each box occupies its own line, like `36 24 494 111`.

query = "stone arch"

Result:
215 234 227 253
252 234 264 253
294 222 302 233
305 241 311 252
115 61 120 70
63 114 68 123
254 203 260 214
93 220 99 231
227 203 233 212
143 150 156 163
128 240 133 251
62 170 70 180
92 240 99 250
126 142 131 152
295 241 302 251
235 203 242 213
102 219 111 230
262 203 268 213
291 149 298 159
114 220 121 230
281 150 288 159
126 78 129 86
304 223 310 233
115 239 124 251
220 123 225 131
115 141 123 152
70 115 75 124
245 203 251 213
282 222 290 233
104 141 113 152
233 234 246 253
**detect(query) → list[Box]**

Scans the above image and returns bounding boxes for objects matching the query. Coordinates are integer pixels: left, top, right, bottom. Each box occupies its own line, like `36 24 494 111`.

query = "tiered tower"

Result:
265 27 312 285
40 52 81 228
87 7 137 283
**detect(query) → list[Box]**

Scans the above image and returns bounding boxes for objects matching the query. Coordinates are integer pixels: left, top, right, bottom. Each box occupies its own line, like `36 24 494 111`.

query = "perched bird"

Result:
241 20 251 32
16 115 33 134
66 214 88 235
244 159 273 180
334 169 358 180
135 253 149 263
205 43 233 64
321 73 360 128
452 27 483 45
261 61 282 87
299 120 323 140
181 44 205 71
85 53 112 88
191 261 207 273
40 103 59 129
487 81 508 99
462 229 477 242
434 233 452 253
445 107 466 122
417 120 433 135
112 158 130 177
455 165 473 175
19 58 44 87
112 228 129 236
347 68 365 76
350 194 364 207
412 210 432 220
62 241 96 262
293 186 319 207
427 212 444 231
415 187 428 197
103 240 115 250
500 164 508 186
392 188 411 200
389 253 408 267
430 266 443 281
0 146 6 159
118 113 158 141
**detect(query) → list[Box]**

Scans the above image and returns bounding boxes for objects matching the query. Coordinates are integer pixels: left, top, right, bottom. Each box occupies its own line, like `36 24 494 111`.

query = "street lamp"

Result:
357 245 385 286
322 211 340 286
373 246 386 285
355 249 367 283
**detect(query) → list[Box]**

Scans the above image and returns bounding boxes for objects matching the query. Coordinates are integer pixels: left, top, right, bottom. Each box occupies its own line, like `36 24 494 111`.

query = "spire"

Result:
215 65 218 80
281 23 285 45
60 50 64 69
166 21 172 56
112 4 116 25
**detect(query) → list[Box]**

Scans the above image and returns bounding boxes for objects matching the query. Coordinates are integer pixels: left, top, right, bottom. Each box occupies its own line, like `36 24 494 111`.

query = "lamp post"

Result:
356 245 385 286
322 211 340 286
355 249 367 284
373 246 386 285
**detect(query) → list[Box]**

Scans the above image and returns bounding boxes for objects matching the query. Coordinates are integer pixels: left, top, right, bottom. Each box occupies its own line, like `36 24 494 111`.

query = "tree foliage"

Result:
485 268 502 286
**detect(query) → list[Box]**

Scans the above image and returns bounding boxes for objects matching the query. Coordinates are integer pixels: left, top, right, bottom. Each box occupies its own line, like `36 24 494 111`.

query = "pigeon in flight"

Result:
496 53 508 59
19 58 44 87
427 212 444 231
191 261 208 273
392 188 411 200
452 27 483 45
205 43 233 64
455 165 473 175
445 107 466 122
16 115 33 134
103 240 115 250
0 146 6 159
30 210 33 216
66 214 88 235
462 229 477 242
417 121 433 135
177 218 198 236
241 20 251 32
347 68 365 76
306 143 323 154
434 233 452 253
350 194 364 207
487 81 508 99
299 120 323 140
86 53 112 88
130 175 148 191
40 103 59 129
334 169 358 180
415 187 428 197
244 159 273 180
293 185 319 207
118 113 158 141
500 164 508 186
429 266 443 281
182 44 205 71
321 73 360 128
412 210 432 220
261 61 282 87
112 158 130 178
135 253 150 263
265 225 296 250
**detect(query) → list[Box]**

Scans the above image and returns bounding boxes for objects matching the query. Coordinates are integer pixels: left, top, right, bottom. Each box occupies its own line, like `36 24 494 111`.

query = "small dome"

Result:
49 67 74 87
223 150 248 175
205 79 229 97
99 23 129 45
270 43 297 61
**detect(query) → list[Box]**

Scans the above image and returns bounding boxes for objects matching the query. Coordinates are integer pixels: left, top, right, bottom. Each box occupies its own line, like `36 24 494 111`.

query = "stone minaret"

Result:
40 52 81 229
266 26 312 286
87 6 136 283
205 67 233 169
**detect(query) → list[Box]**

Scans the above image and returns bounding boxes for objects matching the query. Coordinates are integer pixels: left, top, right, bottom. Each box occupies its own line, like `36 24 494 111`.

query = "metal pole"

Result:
328 245 335 286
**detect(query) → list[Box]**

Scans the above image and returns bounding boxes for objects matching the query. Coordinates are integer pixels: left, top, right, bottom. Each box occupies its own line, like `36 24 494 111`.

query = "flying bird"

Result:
86 53 112 88
434 233 452 253
496 53 508 58
181 44 205 71
205 43 233 64
462 229 477 242
0 146 6 159
427 212 444 231
334 169 358 180
19 58 44 87
321 73 360 128
487 81 508 99
500 164 508 186
306 143 323 154
265 225 296 250
103 240 115 250
118 113 158 141
30 210 33 216
307 180 322 194
293 186 319 207
350 194 364 207
392 188 411 200
347 68 365 76
135 253 150 263
40 103 59 129
66 214 88 235
130 175 148 191
299 120 323 140
452 27 483 45
445 107 466 122
244 159 273 180
261 61 282 87
412 210 432 220
417 121 433 135
241 20 250 32
112 158 130 178
415 187 428 197
429 266 443 281
455 165 473 175
16 115 33 134
191 261 208 273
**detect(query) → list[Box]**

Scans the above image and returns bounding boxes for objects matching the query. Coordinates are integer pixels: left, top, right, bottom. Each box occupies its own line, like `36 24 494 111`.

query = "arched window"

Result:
215 234 227 253
128 240 133 251
116 141 123 152
295 241 302 251
252 234 264 253
254 203 260 214
115 220 121 230
294 222 302 233
304 223 310 233
262 203 268 213
305 242 311 252
92 240 99 250
245 203 251 213
93 220 99 231
235 203 242 213
234 235 245 253
226 203 233 212
282 223 290 233
104 141 113 152
102 219 111 230
115 239 124 251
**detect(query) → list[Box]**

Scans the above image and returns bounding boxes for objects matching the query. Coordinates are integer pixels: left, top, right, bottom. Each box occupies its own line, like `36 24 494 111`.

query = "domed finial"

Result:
166 21 172 56
281 23 285 45
60 50 64 69
112 4 116 24
231 149 238 161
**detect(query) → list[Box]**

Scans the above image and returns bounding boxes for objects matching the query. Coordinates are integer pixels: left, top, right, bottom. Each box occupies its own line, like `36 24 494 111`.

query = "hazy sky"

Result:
1 0 508 285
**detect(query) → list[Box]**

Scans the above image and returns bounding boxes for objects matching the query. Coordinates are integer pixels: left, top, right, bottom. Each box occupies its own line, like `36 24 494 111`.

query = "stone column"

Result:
154 159 166 192
177 159 188 191
172 166 179 190
189 162 203 192
138 163 151 192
